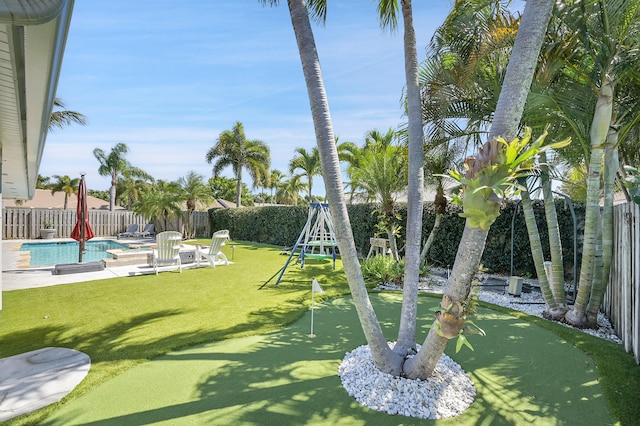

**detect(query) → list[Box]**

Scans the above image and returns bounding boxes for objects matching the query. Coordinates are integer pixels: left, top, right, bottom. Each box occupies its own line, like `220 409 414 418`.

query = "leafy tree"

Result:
208 176 254 206
205 121 271 207
289 146 322 202
93 143 151 211
50 175 80 209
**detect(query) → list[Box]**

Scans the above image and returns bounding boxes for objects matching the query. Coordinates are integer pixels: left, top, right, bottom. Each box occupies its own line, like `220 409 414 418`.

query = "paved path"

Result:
0 347 91 422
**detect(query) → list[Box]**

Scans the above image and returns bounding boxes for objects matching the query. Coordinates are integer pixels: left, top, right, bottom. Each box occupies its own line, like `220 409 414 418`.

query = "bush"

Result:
209 199 585 279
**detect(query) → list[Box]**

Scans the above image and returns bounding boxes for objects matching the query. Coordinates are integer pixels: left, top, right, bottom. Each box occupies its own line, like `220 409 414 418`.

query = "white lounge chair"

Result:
117 224 139 239
197 230 230 268
153 231 183 275
135 224 155 238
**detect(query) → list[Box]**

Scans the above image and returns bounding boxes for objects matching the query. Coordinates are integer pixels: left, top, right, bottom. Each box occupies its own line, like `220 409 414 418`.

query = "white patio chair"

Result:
197 230 230 268
153 231 183 275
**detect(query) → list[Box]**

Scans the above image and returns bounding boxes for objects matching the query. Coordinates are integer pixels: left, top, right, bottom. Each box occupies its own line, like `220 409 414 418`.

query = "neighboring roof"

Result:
2 189 121 210
0 0 75 200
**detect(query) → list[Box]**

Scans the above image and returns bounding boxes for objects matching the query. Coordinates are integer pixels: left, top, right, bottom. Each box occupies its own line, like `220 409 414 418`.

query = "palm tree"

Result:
48 98 87 131
133 180 182 231
93 143 150 211
178 171 212 238
268 169 286 200
289 146 321 202
347 129 407 261
276 175 304 206
404 0 558 379
205 121 271 207
262 0 403 375
552 0 640 328
50 175 80 209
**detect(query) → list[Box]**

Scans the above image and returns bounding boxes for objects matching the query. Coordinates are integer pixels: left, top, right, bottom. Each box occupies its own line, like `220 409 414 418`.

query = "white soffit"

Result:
0 0 74 200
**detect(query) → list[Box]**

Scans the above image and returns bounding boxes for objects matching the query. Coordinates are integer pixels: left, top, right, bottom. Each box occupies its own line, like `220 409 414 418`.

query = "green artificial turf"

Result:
43 293 611 425
1 241 638 425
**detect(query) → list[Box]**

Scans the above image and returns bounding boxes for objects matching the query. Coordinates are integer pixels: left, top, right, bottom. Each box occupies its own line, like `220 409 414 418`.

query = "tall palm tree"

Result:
93 143 150 211
404 0 558 379
205 121 271 207
289 146 321 202
178 171 212 238
48 98 87 131
50 175 80 209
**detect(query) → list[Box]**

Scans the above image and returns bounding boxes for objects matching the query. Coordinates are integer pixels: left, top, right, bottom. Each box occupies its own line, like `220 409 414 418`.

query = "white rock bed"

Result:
339 342 475 419
339 279 622 420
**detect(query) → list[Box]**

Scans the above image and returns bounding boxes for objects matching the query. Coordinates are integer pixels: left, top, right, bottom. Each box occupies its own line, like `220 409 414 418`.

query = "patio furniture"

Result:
117 224 138 239
135 224 155 238
197 230 230 268
152 231 183 275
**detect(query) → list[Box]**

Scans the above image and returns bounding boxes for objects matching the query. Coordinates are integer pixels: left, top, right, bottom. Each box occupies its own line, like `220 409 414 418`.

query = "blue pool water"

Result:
20 240 132 267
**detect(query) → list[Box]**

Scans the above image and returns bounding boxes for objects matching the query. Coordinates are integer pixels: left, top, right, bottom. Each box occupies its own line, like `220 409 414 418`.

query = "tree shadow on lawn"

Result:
44 293 612 426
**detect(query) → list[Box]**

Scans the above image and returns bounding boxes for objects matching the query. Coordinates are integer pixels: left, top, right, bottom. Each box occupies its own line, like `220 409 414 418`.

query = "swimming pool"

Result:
20 240 133 267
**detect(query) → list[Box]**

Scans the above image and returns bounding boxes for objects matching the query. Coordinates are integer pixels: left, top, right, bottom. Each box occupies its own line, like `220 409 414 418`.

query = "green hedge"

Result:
209 199 585 278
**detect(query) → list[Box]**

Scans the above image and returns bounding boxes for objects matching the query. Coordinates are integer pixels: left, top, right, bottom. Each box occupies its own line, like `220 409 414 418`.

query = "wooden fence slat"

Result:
605 202 640 364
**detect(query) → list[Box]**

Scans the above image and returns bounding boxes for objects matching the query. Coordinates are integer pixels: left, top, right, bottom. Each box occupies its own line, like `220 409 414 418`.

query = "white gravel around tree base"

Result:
338 342 475 420
339 277 622 420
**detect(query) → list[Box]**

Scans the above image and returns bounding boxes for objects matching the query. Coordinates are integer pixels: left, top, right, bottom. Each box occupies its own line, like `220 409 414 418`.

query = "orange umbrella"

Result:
70 174 95 262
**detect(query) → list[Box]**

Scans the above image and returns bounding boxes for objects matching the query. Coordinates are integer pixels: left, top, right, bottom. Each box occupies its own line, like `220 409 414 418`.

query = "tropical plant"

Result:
208 176 254 206
289 146 322 202
276 175 305 206
48 98 87 131
93 143 150 211
347 129 407 261
133 180 183 231
50 174 80 209
205 121 271 207
268 169 286 199
178 171 213 238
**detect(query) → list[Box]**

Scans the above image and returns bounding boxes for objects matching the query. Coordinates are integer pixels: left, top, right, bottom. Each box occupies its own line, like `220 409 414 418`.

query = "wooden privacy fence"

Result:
154 211 211 238
604 201 640 364
3 208 212 240
3 208 148 239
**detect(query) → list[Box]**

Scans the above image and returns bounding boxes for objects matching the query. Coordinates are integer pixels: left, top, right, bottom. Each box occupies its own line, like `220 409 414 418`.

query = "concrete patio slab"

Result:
0 347 91 422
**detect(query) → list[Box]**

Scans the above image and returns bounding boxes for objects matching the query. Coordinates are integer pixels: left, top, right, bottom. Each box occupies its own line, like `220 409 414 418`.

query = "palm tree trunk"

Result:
405 0 555 379
419 212 442 264
287 0 402 374
586 130 617 324
236 170 243 207
404 225 488 378
567 76 614 327
520 187 560 315
540 151 567 307
396 0 425 357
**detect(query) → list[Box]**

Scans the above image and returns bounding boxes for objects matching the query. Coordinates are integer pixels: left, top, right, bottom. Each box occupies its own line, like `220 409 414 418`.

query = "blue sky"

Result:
42 1 455 195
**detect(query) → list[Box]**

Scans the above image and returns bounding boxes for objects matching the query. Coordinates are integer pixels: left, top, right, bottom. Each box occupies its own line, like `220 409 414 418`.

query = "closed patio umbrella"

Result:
70 174 95 262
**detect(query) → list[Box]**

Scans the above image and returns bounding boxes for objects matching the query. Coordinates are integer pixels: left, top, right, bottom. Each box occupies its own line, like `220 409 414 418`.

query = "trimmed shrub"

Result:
209 199 584 279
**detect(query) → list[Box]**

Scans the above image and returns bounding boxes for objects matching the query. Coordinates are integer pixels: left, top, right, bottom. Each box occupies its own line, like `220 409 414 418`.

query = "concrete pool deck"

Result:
2 238 202 291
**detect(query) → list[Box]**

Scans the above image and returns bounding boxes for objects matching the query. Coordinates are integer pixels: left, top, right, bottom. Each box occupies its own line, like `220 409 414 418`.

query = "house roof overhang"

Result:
0 0 74 200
